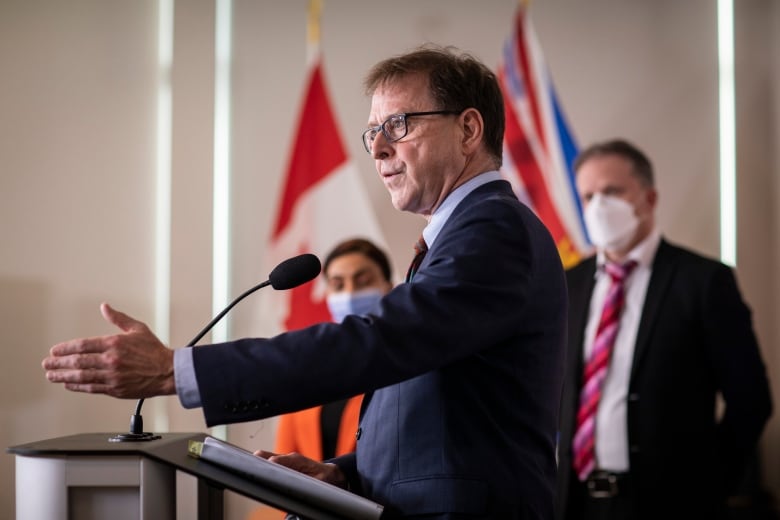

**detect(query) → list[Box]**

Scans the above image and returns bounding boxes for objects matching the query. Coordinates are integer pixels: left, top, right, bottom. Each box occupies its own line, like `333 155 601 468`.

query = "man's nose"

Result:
371 132 393 159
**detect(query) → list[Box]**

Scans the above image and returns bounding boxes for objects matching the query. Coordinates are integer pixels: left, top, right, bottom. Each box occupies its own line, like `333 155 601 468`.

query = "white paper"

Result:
198 436 383 519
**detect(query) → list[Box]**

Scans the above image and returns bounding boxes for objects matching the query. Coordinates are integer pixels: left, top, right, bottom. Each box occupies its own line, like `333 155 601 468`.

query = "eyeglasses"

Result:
361 110 462 154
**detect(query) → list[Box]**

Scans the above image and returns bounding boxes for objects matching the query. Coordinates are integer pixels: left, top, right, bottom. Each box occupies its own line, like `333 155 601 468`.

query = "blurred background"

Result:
1 1 777 518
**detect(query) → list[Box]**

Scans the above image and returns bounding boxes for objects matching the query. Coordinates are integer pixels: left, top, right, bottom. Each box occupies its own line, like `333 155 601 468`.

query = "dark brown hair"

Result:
364 44 505 165
323 238 392 283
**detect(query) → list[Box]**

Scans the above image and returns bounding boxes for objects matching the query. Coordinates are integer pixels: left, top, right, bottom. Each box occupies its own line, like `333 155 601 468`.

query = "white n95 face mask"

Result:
583 194 639 252
326 288 384 324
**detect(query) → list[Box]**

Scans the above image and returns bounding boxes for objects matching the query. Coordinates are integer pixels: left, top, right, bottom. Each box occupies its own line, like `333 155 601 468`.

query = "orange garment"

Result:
274 394 363 460
247 395 364 520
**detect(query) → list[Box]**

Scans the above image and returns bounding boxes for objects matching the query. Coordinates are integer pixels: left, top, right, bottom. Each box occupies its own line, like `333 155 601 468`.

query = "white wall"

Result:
734 0 780 501
1 1 777 518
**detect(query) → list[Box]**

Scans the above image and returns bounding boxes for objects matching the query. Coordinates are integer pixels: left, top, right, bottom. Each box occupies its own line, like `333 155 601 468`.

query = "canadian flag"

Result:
262 53 387 333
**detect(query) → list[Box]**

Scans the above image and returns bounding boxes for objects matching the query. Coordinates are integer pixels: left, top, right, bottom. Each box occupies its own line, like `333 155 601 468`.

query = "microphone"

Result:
109 253 321 442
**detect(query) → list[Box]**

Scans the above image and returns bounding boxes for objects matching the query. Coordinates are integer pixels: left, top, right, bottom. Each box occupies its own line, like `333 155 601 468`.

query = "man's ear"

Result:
646 187 658 209
460 108 484 153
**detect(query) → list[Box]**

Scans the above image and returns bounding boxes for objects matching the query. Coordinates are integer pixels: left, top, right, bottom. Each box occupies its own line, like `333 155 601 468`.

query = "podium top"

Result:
7 432 200 456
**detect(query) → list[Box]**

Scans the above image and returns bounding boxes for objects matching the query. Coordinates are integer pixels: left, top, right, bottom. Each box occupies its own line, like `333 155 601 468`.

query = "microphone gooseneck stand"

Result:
109 254 321 442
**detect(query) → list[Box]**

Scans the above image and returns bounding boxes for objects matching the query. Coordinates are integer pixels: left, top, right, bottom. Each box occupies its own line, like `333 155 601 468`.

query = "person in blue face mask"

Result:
258 239 394 519
251 238 394 520
322 238 394 324
272 238 393 471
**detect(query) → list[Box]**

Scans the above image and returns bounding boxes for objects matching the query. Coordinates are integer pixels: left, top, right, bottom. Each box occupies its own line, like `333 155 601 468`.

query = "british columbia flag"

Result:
498 5 590 268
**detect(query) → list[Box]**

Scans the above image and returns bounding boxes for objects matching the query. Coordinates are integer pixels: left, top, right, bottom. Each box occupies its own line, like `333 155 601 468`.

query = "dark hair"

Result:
364 44 505 165
323 238 392 283
573 138 654 187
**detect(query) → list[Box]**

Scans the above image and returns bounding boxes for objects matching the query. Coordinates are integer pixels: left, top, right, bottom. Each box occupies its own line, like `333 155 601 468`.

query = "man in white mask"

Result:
555 139 772 520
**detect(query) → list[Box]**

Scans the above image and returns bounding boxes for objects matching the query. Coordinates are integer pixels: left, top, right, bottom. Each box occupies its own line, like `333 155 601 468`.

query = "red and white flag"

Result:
498 4 591 268
262 53 387 333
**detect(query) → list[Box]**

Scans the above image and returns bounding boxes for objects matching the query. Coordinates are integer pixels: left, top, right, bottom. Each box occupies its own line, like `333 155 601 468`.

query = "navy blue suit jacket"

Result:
192 180 568 519
556 239 772 520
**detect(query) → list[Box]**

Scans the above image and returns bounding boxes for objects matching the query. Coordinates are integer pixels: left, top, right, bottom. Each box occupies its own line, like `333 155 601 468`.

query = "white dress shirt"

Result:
584 227 661 471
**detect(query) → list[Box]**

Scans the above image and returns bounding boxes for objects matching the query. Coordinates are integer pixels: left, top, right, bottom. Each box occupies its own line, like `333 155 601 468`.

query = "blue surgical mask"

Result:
326 288 384 323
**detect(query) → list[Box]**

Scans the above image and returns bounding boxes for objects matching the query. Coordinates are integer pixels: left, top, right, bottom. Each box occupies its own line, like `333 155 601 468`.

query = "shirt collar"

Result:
422 171 503 248
596 227 662 272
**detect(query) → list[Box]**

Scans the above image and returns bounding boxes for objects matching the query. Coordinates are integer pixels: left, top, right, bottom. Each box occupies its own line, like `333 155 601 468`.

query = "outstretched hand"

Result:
42 302 176 399
254 449 347 488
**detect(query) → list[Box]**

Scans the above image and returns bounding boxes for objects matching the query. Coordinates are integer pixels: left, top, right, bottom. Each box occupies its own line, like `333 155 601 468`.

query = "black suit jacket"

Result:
556 239 772 519
192 180 568 519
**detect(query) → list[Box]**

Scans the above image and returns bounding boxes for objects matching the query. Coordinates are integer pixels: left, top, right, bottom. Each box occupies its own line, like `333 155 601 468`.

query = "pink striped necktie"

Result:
572 260 637 481
405 235 428 283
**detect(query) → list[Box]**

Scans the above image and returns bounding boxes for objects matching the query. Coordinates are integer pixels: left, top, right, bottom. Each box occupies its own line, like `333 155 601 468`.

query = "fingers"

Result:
254 451 346 487
63 381 131 399
45 369 124 397
267 452 317 473
273 456 343 485
254 449 276 459
42 351 105 370
63 383 115 394
46 367 106 384
47 336 107 358
101 302 147 334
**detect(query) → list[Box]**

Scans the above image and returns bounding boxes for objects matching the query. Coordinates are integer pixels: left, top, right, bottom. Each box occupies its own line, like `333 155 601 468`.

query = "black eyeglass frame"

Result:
361 110 463 154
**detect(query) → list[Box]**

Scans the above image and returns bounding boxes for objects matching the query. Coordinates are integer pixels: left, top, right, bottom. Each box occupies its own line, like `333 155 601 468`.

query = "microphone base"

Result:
108 432 162 443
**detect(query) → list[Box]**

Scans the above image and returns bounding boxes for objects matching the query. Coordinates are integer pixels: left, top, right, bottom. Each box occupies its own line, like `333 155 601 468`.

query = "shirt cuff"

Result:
174 347 202 409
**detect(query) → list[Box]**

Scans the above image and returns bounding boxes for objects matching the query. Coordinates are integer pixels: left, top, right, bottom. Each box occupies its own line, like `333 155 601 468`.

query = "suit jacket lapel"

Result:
630 239 676 378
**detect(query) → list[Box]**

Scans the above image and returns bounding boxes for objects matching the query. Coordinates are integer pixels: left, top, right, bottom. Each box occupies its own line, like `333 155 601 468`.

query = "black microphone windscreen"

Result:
268 253 321 290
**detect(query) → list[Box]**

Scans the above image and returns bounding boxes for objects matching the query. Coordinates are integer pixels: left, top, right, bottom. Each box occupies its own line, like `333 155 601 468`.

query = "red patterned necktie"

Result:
572 260 637 481
405 235 428 283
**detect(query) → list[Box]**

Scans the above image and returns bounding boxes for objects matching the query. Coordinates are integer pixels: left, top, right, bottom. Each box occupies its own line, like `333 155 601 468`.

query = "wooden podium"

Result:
8 432 369 520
